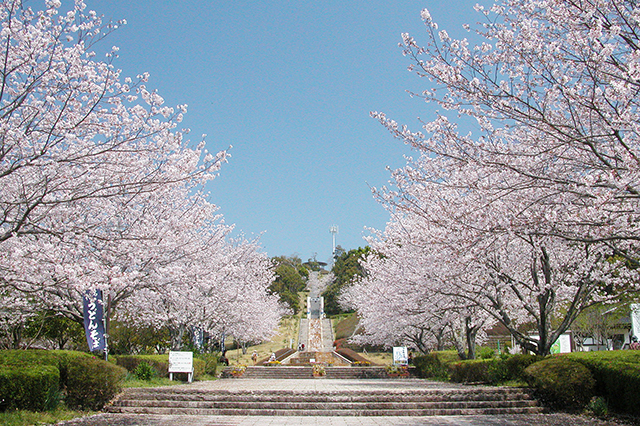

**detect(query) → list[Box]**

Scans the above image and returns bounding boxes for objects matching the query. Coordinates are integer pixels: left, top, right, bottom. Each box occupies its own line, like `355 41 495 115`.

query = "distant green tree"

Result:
323 246 371 316
270 256 309 313
24 310 85 350
108 321 172 354
333 245 346 260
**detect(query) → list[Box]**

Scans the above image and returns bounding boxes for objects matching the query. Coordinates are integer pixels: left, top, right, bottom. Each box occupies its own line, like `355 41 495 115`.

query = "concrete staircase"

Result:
107 386 543 416
325 367 389 379
224 366 314 379
321 318 334 351
287 351 350 366
221 366 388 379
298 318 308 349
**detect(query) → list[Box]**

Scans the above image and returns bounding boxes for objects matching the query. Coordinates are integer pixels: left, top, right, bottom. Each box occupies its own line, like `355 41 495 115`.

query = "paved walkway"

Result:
57 378 632 426
56 412 631 425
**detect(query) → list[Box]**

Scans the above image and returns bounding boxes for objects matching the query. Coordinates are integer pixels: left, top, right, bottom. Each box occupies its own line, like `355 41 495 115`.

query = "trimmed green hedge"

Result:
412 351 459 380
413 351 542 385
0 364 60 411
504 354 543 381
0 349 80 367
449 359 508 384
524 356 595 409
566 351 640 415
65 356 126 410
113 354 205 380
412 349 640 416
114 354 168 378
0 350 126 411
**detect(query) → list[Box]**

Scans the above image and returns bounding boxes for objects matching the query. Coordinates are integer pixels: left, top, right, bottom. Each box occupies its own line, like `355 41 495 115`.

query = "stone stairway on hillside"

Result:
287 351 350 366
228 366 314 379
107 386 543 416
298 318 308 349
221 366 386 379
321 318 334 351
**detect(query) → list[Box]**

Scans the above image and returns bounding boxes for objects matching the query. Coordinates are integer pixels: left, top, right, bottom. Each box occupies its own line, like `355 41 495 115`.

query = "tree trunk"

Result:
170 325 185 350
464 316 479 360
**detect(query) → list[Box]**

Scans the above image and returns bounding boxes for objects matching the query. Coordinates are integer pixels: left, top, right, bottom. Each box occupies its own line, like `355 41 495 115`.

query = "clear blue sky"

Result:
97 0 480 264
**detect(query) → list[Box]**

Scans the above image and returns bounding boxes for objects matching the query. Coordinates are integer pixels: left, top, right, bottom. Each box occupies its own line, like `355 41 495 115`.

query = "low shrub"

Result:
477 347 495 359
0 350 58 367
433 350 463 365
64 356 126 410
412 353 450 380
114 354 168 378
586 396 609 417
55 351 100 386
567 350 640 364
133 362 156 380
443 353 543 385
504 354 544 381
567 351 640 416
0 364 60 411
0 350 129 411
524 356 595 409
113 353 205 381
0 349 89 369
195 352 219 376
486 358 510 383
449 359 507 384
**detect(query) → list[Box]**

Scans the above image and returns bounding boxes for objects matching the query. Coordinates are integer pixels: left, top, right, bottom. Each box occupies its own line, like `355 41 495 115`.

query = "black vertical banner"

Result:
83 289 106 352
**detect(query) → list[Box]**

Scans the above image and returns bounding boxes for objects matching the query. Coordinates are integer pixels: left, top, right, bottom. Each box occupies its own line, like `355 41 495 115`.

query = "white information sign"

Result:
168 351 194 383
393 346 408 365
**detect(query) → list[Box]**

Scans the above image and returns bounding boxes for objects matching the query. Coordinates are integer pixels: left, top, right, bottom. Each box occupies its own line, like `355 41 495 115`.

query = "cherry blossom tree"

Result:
375 0 640 257
365 0 640 355
341 219 493 358
364 147 637 355
0 0 284 350
116 234 285 351
0 0 224 244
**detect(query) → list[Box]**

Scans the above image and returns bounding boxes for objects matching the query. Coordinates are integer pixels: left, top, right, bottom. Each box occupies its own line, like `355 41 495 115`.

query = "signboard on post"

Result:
393 346 408 365
168 351 194 383
83 289 106 352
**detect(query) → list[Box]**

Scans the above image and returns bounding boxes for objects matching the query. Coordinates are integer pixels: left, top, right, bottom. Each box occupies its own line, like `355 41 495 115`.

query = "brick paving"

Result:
57 378 634 426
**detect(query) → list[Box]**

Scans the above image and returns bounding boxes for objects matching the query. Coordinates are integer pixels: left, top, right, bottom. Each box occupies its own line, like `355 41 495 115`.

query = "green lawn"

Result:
0 407 94 426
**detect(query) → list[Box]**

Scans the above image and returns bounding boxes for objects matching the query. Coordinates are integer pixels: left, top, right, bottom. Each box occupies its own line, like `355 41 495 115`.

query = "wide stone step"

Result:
113 398 538 410
222 366 392 379
107 386 542 416
119 389 535 403
108 406 542 416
